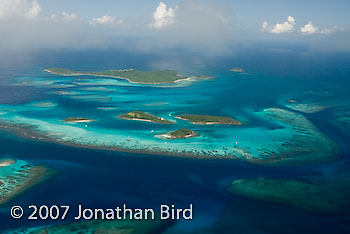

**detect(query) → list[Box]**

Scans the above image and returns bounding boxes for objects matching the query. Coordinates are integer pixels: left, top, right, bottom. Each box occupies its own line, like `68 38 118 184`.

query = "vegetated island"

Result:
0 159 55 206
118 111 174 124
62 117 95 123
227 177 350 214
230 67 244 72
45 68 214 84
159 128 199 139
176 114 242 125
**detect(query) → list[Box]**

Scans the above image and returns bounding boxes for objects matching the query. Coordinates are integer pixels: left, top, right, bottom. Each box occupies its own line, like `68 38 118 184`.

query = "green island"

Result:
45 68 212 84
177 114 242 125
230 67 244 72
160 128 198 139
6 218 173 234
0 159 54 206
119 111 174 124
62 117 95 123
227 177 350 214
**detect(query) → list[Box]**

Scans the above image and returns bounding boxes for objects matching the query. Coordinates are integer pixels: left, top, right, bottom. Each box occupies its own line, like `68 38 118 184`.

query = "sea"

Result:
0 47 349 233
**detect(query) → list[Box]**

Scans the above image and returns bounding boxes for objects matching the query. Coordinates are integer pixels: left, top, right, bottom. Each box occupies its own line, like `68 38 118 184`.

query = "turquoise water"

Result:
0 63 342 164
0 50 349 233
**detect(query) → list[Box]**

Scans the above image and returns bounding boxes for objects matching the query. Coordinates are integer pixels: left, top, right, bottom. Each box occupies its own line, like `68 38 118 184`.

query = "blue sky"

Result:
0 0 349 55
37 0 350 30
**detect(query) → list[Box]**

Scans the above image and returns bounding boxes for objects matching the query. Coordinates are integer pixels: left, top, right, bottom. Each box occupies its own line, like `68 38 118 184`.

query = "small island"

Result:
62 117 95 123
159 128 198 139
230 67 244 72
118 111 174 124
176 114 242 125
45 68 213 84
0 159 16 167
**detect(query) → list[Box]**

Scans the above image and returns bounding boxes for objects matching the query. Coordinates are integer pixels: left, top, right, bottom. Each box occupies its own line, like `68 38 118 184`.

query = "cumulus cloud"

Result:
62 11 77 22
149 2 176 29
300 21 344 35
90 15 122 25
24 0 41 19
301 21 318 34
261 16 295 34
0 0 41 19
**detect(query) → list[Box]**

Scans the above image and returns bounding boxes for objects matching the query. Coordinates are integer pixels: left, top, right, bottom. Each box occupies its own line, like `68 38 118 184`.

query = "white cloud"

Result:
62 11 77 22
301 21 318 34
24 0 41 19
261 21 268 31
300 22 344 35
0 0 41 19
319 26 344 34
90 15 122 25
149 2 176 29
261 16 296 34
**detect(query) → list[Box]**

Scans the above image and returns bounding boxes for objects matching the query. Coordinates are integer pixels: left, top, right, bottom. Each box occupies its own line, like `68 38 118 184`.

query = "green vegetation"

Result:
119 111 173 124
62 117 94 122
46 68 192 84
227 177 350 214
168 128 198 139
177 114 242 125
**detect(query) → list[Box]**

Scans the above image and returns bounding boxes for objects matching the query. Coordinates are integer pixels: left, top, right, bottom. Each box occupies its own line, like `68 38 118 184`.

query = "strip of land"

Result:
230 67 244 72
159 128 198 139
119 111 174 124
45 68 213 84
62 117 95 123
0 159 16 167
176 114 242 125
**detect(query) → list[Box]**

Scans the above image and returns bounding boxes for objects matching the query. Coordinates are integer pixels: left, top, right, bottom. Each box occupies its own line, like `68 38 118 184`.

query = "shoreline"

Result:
44 69 213 85
157 133 198 140
175 116 243 125
63 119 95 123
118 116 175 124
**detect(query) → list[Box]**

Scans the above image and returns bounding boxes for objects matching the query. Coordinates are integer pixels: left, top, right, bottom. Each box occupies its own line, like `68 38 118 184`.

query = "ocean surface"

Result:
0 49 349 233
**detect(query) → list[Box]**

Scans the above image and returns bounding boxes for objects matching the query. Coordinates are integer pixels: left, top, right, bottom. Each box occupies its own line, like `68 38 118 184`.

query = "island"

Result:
159 128 199 139
62 117 95 123
0 159 54 206
227 177 350 214
230 67 244 72
176 114 242 125
0 159 16 167
118 111 174 124
45 68 213 84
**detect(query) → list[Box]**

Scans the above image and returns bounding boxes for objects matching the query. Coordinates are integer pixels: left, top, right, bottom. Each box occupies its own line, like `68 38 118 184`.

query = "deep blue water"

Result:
0 49 349 233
